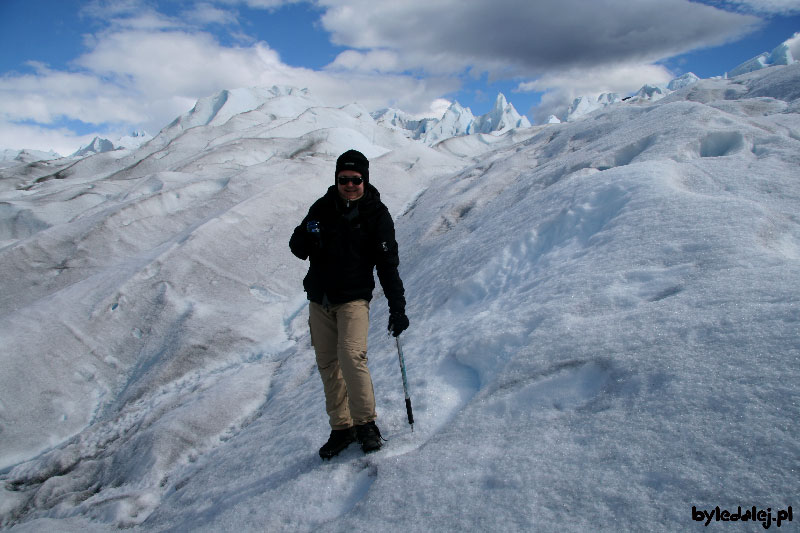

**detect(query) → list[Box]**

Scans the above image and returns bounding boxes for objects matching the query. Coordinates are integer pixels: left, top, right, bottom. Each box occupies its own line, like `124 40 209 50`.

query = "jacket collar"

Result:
324 183 380 212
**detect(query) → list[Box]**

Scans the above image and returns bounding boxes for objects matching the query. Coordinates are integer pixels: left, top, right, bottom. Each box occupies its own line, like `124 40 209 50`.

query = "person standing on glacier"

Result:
289 149 409 459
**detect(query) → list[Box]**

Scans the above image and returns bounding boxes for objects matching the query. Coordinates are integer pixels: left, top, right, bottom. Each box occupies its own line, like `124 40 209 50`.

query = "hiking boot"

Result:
355 421 383 454
319 428 356 460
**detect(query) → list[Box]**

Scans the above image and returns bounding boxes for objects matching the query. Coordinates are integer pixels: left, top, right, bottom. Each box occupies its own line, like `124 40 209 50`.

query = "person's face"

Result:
337 170 364 201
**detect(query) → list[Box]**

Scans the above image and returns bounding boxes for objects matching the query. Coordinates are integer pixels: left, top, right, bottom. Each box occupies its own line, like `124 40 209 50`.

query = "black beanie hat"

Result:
335 149 369 185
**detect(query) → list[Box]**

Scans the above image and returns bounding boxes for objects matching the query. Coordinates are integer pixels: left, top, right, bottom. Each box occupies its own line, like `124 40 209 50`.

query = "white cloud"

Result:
185 3 241 26
80 0 182 30
0 7 456 154
79 0 152 19
328 50 402 73
518 63 674 96
0 63 142 125
721 0 800 14
0 120 98 155
76 30 285 97
314 0 764 125
317 0 760 77
224 0 303 7
788 32 800 57
0 0 775 153
427 98 452 119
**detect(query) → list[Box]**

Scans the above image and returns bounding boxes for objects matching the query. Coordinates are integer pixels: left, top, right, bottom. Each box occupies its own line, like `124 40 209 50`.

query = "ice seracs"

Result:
371 92 530 145
668 73 701 91
71 136 116 157
471 93 532 134
371 108 439 140
728 32 799 77
69 130 153 158
564 93 622 122
562 73 702 122
559 34 799 123
421 101 476 144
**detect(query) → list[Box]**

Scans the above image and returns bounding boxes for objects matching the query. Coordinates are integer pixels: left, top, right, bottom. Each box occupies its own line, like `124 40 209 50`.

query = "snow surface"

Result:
1 64 799 532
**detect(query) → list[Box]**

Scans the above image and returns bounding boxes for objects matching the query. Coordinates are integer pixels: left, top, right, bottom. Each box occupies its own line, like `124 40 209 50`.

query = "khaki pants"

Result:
309 300 376 430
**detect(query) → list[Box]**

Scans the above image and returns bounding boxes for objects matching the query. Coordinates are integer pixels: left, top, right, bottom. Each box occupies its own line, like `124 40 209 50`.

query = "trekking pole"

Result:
395 335 414 432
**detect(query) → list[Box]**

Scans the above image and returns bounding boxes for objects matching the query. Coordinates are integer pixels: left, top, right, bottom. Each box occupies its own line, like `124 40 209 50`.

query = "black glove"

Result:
388 310 409 337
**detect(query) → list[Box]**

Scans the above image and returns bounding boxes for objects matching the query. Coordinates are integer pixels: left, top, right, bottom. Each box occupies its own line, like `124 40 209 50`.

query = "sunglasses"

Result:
338 176 364 185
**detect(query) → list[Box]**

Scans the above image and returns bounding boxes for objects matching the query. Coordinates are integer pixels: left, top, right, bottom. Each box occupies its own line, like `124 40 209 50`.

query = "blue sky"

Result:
1 0 798 155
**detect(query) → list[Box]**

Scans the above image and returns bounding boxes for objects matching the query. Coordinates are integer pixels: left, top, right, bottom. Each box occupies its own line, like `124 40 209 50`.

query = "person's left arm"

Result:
374 209 408 336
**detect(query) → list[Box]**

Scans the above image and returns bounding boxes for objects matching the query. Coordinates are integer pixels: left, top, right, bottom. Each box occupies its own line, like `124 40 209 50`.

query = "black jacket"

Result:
289 184 406 314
